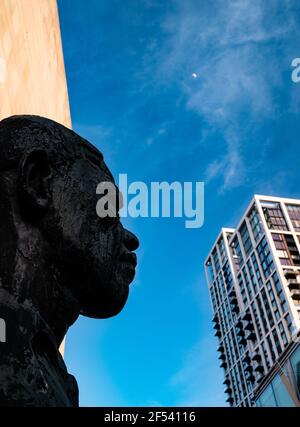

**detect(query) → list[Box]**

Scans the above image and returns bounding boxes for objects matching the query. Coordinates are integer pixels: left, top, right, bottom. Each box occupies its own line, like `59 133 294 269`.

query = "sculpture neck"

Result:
0 225 80 347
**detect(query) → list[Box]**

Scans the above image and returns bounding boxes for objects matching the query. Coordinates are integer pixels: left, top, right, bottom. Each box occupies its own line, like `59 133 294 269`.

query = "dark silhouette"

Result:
0 115 139 406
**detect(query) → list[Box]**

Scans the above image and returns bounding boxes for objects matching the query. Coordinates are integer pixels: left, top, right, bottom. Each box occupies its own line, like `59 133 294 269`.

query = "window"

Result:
206 259 215 284
212 248 220 274
247 259 258 294
239 221 253 257
261 202 288 231
216 275 225 302
238 273 248 307
248 207 263 243
266 281 280 321
219 306 225 334
251 253 263 287
261 288 274 328
251 301 262 339
231 236 244 272
286 204 300 232
285 313 294 335
261 201 289 231
278 322 288 346
272 272 288 315
267 335 276 363
223 260 233 291
262 341 270 370
243 267 253 302
225 298 233 329
210 287 217 312
218 238 226 264
272 233 300 267
257 295 268 333
257 237 274 278
222 304 230 335
272 329 282 355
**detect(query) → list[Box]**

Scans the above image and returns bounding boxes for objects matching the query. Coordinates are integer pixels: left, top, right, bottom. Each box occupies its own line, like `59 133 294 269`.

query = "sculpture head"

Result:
0 115 139 342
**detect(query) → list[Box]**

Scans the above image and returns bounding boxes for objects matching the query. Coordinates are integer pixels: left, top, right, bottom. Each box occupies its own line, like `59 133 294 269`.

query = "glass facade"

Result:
291 345 300 393
256 343 300 407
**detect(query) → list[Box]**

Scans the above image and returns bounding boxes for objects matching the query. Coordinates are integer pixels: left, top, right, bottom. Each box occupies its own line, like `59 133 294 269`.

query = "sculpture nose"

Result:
123 229 139 252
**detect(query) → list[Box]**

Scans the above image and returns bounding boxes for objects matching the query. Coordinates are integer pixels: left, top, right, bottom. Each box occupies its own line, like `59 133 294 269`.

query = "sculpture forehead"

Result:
76 137 104 166
0 115 108 174
65 128 115 185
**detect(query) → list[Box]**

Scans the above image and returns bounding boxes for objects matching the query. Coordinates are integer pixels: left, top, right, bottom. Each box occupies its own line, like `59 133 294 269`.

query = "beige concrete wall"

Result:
0 0 71 128
0 0 71 355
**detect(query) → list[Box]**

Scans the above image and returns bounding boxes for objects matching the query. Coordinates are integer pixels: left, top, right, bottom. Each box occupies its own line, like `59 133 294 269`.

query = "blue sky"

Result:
58 0 300 406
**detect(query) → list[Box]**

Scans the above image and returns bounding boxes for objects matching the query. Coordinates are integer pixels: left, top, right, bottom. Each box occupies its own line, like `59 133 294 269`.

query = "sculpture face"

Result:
49 138 139 318
0 115 139 406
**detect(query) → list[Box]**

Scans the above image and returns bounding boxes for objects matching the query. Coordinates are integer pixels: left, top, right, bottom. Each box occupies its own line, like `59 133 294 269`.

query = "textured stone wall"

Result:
0 0 71 128
0 0 71 355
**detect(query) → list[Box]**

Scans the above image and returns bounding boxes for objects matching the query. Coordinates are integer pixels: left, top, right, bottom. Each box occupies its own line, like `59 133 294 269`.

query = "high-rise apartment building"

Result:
204 195 300 407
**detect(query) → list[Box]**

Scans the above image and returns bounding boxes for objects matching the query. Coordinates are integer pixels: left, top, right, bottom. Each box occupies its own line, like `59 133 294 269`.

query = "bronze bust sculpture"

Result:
0 115 139 406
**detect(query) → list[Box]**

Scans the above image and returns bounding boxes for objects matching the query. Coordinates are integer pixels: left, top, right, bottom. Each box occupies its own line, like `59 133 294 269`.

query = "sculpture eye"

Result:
100 212 120 233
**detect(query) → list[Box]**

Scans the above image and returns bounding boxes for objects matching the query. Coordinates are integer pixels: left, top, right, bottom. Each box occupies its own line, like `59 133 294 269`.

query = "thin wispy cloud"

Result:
142 0 298 190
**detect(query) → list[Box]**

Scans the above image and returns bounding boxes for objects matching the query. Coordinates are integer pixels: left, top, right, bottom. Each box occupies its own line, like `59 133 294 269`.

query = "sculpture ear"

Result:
18 149 52 218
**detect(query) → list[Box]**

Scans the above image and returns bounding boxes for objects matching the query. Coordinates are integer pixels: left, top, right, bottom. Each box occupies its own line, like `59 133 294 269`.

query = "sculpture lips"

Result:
119 251 137 268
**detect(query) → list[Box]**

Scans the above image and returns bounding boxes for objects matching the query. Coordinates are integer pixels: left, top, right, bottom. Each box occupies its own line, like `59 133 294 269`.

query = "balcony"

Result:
212 314 219 323
287 279 299 290
217 345 224 353
254 365 264 374
246 331 256 341
223 378 230 386
236 320 243 328
220 361 227 369
237 329 245 338
218 354 226 361
228 289 236 298
290 289 300 300
256 373 265 383
230 296 238 305
241 312 252 322
245 373 255 383
214 330 222 338
238 337 247 346
231 303 239 314
252 352 262 362
243 355 251 364
284 270 297 280
226 397 234 405
244 365 253 373
224 387 232 395
244 322 254 332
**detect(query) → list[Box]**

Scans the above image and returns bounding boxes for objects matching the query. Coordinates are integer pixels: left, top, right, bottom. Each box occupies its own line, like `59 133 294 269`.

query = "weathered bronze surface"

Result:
0 115 139 406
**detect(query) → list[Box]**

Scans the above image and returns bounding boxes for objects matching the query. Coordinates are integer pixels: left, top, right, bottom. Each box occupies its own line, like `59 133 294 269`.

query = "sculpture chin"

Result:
80 274 131 319
117 260 137 285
